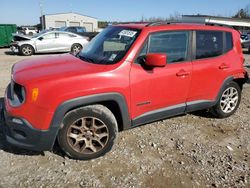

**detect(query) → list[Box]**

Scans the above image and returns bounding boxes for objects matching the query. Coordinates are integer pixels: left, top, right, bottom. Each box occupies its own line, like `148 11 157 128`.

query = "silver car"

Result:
11 31 89 56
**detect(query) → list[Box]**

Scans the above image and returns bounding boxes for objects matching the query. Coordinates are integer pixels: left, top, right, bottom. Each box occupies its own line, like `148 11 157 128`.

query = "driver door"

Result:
35 32 56 52
130 31 192 123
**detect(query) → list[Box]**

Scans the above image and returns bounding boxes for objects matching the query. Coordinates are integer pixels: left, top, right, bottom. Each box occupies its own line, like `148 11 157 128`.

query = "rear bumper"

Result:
0 99 57 151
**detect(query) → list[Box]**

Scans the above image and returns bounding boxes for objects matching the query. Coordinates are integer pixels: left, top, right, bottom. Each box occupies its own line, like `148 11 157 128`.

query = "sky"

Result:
0 0 249 26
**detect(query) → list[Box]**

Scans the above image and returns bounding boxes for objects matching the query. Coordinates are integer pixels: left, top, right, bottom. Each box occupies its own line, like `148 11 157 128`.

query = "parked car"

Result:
10 31 89 56
21 27 38 36
1 23 248 160
241 34 250 53
59 26 99 40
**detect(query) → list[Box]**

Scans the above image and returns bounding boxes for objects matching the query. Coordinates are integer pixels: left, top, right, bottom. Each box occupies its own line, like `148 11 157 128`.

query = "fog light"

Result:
12 118 23 124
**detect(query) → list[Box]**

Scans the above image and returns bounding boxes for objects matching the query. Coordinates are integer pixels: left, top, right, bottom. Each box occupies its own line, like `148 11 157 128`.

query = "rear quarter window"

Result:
225 32 233 52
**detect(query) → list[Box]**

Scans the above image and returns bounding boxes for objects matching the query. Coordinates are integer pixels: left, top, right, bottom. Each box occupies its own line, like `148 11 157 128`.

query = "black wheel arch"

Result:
47 92 131 150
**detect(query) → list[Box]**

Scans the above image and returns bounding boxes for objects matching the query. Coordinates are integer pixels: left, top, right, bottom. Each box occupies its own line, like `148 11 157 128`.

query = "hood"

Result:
13 54 107 85
12 34 31 41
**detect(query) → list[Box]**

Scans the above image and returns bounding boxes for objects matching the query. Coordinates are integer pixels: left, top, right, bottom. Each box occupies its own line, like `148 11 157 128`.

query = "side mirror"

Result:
145 53 167 67
38 37 44 41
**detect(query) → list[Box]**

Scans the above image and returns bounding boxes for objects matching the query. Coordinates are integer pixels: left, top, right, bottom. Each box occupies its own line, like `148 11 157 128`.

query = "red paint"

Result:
5 24 247 130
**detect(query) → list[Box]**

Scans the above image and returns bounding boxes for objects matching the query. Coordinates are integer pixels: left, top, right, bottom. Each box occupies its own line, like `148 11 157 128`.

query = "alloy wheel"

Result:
22 46 32 55
220 87 239 113
67 117 109 154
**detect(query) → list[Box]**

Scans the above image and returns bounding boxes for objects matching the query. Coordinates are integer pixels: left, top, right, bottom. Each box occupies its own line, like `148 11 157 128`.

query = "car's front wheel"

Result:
211 81 241 118
20 44 34 56
57 105 118 160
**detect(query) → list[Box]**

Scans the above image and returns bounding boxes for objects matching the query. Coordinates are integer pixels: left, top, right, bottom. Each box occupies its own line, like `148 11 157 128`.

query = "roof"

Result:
42 12 97 20
114 22 235 32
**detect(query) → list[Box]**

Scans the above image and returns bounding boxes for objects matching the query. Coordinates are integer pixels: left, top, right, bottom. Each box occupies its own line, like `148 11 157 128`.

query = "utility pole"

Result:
39 0 44 30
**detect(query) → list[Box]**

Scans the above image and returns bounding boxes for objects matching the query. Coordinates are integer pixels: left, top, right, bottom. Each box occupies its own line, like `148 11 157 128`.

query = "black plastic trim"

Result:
47 92 131 148
132 103 186 127
186 100 214 112
1 100 56 151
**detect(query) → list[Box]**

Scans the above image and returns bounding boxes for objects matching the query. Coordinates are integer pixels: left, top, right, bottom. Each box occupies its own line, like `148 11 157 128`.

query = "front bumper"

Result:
0 99 56 151
10 44 19 53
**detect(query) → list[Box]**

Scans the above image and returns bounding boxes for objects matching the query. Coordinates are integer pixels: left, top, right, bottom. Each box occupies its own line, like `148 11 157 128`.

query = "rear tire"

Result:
210 82 241 118
20 44 34 56
57 105 118 160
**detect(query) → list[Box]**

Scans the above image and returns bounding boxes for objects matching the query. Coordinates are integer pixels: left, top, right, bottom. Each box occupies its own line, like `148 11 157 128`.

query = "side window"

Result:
196 31 223 59
42 33 55 40
58 33 71 38
77 27 86 33
68 27 77 33
225 32 233 52
148 31 189 63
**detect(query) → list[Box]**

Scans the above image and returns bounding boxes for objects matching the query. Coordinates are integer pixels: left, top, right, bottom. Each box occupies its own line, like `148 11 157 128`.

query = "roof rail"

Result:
146 21 182 27
145 21 235 29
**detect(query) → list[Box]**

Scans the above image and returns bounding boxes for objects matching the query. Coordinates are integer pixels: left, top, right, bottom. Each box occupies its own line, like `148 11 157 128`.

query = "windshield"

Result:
32 30 48 38
77 26 141 64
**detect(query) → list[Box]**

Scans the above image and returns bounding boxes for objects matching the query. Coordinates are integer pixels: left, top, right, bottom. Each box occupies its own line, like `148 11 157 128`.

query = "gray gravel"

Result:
0 48 249 188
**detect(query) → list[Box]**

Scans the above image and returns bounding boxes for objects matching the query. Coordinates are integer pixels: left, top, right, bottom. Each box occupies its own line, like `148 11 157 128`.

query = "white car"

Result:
22 27 38 35
11 31 89 56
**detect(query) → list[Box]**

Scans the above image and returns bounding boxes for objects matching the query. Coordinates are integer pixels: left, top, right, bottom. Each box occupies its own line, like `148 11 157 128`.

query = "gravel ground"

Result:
0 48 249 188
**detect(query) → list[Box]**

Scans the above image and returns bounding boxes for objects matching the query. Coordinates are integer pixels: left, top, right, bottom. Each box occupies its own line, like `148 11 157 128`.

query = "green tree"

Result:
233 5 250 18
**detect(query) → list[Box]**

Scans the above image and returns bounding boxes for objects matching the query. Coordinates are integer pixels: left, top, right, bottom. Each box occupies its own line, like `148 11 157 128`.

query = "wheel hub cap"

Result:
220 87 239 113
67 117 109 154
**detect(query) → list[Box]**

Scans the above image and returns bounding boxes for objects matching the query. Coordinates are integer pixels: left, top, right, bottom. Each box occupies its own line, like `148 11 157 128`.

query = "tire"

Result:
210 82 241 118
71 43 82 55
57 105 118 160
20 44 34 56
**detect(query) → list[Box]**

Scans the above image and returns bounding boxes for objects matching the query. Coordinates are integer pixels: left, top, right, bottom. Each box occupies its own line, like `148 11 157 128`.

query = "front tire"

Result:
211 82 241 118
20 44 34 56
57 105 118 160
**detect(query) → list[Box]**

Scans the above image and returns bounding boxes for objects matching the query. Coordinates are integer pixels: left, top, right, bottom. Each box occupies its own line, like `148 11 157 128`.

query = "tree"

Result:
233 5 250 18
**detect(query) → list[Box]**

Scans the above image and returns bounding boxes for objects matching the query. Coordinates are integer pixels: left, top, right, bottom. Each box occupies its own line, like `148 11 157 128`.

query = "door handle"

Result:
176 70 190 77
219 64 229 70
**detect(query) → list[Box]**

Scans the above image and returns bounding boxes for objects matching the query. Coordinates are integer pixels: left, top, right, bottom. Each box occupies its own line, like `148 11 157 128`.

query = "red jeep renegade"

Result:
1 23 248 160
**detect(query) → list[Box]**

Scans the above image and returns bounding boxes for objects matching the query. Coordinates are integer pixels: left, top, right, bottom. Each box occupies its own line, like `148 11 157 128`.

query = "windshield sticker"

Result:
109 54 117 61
118 30 137 38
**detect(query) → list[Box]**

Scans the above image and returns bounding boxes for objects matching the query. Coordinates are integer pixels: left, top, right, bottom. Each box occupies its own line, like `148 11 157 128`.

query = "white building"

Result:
182 15 250 30
40 12 98 32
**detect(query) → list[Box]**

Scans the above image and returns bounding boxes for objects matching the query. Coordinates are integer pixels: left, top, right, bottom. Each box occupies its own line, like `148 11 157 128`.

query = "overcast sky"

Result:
0 0 249 26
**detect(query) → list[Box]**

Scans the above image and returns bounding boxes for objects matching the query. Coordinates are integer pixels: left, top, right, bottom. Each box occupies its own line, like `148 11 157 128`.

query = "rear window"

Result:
196 31 223 59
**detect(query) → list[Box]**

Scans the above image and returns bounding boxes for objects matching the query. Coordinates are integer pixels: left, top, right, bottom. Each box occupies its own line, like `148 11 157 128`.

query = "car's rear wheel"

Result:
71 43 82 55
57 105 118 160
20 44 34 56
211 82 241 118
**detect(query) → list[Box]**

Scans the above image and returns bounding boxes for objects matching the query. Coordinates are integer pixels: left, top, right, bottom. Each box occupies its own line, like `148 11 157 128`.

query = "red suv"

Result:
1 23 248 160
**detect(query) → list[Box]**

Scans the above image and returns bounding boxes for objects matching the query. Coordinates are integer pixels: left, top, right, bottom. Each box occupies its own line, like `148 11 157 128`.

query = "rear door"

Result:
54 32 75 51
130 30 192 121
187 30 231 105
